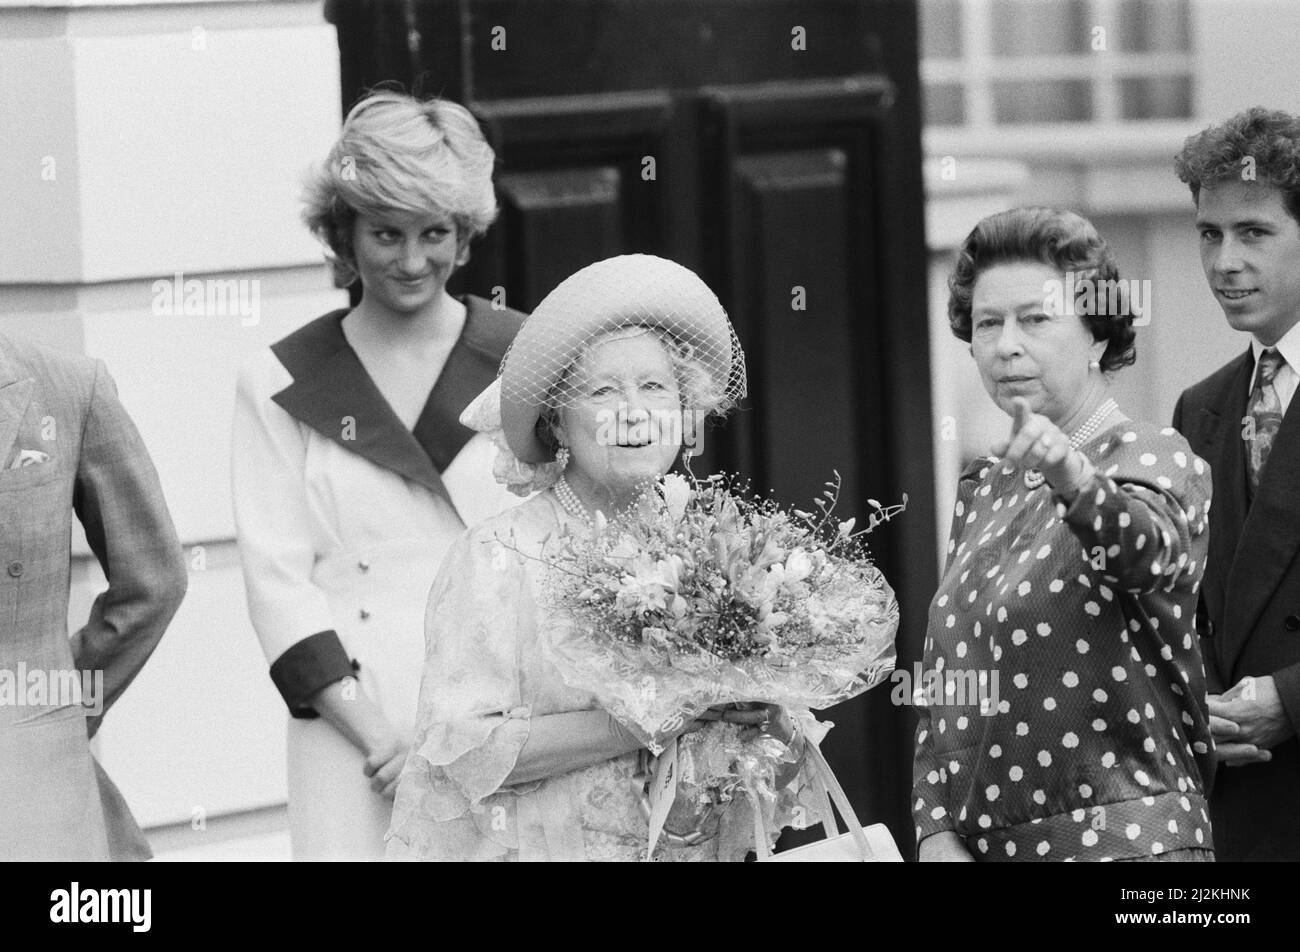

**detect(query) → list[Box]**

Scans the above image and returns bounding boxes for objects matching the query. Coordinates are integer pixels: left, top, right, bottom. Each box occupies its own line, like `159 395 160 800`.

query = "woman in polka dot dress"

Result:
914 208 1215 862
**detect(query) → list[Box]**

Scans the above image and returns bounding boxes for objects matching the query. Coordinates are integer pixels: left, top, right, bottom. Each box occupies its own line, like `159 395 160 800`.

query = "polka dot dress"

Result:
913 422 1216 861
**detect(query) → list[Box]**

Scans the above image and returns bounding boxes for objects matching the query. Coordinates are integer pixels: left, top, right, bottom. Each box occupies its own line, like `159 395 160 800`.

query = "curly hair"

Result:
301 90 498 287
1174 106 1300 224
947 206 1137 373
534 326 735 455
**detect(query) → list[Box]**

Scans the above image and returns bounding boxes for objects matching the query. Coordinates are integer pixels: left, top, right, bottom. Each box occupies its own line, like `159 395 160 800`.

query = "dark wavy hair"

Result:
947 206 1137 373
1173 106 1300 225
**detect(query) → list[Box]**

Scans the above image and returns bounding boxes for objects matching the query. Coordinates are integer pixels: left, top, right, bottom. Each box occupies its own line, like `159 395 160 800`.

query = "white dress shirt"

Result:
1249 319 1300 415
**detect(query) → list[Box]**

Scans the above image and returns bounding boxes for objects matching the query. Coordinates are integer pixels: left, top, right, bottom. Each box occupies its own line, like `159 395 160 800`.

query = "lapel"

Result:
412 296 515 471
0 345 35 469
269 297 517 514
271 308 456 510
1198 350 1253 640
1224 351 1300 672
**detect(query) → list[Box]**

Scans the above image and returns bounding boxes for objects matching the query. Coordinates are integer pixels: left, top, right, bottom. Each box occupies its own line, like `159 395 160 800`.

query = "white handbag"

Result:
754 738 904 862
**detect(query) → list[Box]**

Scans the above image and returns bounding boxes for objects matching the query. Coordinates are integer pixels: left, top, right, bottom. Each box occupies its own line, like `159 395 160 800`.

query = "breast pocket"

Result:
0 470 74 539
0 459 65 494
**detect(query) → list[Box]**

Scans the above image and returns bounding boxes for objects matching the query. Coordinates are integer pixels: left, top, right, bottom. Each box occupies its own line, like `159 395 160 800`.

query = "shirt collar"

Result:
1251 319 1300 373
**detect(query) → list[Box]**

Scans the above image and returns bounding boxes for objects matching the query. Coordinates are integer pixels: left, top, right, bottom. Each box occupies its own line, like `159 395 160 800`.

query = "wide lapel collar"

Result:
0 342 34 468
270 310 453 507
1201 351 1253 625
412 295 518 471
1224 355 1300 672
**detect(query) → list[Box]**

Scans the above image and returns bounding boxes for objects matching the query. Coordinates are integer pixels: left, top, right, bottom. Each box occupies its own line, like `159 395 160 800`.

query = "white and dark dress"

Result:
232 296 525 860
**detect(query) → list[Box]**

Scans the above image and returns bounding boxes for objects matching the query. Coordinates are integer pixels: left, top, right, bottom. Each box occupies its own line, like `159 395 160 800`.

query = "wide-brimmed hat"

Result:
497 254 746 464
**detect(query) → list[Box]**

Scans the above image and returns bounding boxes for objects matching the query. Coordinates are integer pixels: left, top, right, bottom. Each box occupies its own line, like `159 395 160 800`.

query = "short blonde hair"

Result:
302 91 498 284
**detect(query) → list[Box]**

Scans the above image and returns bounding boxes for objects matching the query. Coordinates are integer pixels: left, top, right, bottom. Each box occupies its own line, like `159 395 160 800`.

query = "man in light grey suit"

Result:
0 331 187 861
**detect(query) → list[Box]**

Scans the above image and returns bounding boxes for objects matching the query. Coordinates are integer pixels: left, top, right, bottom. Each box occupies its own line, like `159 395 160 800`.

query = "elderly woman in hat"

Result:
914 207 1216 862
232 91 526 860
385 254 806 861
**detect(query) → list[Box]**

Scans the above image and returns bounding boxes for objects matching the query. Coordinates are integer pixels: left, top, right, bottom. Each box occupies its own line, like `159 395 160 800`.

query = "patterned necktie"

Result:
1247 348 1286 495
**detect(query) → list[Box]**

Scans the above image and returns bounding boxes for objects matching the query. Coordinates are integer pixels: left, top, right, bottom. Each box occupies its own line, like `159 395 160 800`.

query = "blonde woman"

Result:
232 91 526 860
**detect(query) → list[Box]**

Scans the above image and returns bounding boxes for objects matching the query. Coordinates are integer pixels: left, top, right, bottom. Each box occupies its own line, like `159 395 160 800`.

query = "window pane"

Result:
924 83 965 125
993 79 1092 122
1120 75 1193 119
920 0 963 59
1115 0 1191 52
991 0 1090 55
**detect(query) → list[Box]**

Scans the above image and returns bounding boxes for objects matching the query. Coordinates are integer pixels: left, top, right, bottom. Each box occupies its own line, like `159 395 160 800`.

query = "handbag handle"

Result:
806 739 872 851
753 736 873 861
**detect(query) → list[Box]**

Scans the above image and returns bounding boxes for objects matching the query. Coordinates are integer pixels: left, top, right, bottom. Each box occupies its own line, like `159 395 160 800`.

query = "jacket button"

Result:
358 560 370 571
1285 615 1300 632
6 561 22 578
359 608 370 621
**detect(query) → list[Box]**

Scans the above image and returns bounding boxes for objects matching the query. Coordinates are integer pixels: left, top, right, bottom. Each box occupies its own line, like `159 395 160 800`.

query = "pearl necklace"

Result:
1023 397 1119 490
553 475 592 523
1067 397 1119 449
553 475 653 526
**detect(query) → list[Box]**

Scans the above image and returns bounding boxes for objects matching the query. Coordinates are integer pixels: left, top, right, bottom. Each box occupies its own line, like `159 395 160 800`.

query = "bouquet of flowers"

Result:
535 470 902 850
541 471 901 748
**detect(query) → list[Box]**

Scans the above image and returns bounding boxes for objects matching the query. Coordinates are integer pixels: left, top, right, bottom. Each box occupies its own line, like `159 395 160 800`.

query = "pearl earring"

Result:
555 445 571 469
1089 360 1101 371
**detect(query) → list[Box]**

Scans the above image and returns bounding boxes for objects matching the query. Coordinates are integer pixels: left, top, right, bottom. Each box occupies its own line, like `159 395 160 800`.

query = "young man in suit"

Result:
0 332 187 860
1172 107 1300 860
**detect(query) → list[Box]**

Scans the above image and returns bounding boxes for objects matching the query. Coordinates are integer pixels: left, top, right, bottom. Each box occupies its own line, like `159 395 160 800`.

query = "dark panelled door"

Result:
329 0 936 856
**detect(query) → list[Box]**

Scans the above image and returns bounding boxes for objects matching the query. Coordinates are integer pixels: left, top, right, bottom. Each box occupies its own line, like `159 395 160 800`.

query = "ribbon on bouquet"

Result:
642 723 797 860
641 710 863 859
643 737 679 862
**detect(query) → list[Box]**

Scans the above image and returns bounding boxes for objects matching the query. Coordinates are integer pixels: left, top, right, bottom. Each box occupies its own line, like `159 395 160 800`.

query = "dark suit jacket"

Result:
0 333 188 861
1173 347 1300 860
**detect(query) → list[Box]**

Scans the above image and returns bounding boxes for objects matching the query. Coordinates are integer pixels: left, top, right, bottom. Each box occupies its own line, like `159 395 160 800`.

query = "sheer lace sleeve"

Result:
386 522 541 861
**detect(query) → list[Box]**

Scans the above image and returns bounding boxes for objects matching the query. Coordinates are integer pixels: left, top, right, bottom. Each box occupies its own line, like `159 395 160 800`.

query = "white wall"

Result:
1193 0 1300 120
0 0 347 831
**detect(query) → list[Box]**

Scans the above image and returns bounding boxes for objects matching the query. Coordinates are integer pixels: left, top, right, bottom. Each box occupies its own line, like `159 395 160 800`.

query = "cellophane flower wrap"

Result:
539 472 902 756
534 471 902 850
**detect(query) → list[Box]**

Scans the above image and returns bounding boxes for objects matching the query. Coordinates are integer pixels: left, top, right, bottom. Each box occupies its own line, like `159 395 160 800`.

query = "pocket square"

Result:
8 449 50 470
